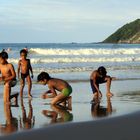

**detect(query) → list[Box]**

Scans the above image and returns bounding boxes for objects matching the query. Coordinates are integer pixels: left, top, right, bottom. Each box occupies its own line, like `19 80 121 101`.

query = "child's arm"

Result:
41 86 57 99
4 64 16 82
47 86 57 98
29 60 33 79
17 60 21 79
93 72 101 94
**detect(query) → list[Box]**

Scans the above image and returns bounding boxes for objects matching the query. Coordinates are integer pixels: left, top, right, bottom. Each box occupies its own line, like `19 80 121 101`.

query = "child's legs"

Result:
90 82 100 99
20 78 25 97
105 76 113 97
51 94 66 105
26 76 32 97
90 80 98 97
3 82 11 103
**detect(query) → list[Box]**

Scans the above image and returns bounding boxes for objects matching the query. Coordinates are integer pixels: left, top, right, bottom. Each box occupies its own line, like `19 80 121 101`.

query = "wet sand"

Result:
0 79 140 138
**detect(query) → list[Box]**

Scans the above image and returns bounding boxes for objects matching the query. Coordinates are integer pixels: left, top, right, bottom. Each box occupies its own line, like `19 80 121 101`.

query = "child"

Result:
17 49 33 99
0 51 18 103
90 66 115 101
37 72 72 105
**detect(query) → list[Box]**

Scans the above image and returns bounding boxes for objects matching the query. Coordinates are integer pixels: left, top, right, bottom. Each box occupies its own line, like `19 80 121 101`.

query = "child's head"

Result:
0 51 8 64
97 66 107 77
20 49 28 59
37 72 51 85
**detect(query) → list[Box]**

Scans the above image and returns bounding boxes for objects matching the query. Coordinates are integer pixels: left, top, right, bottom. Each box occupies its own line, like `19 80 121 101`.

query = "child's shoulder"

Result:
49 78 59 84
7 63 14 68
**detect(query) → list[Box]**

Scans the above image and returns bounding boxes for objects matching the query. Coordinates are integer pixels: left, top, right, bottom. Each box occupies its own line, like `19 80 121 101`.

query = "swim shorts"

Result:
90 78 106 94
62 86 72 96
10 78 17 87
21 72 29 79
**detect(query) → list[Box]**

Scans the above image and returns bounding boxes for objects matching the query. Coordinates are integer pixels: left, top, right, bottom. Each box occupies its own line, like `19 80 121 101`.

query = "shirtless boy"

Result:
0 51 17 103
37 72 72 105
17 49 33 99
90 66 114 101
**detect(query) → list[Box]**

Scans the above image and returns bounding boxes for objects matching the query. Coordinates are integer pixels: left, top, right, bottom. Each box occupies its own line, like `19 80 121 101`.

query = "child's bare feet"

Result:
93 92 102 100
42 110 49 116
106 92 113 97
28 94 32 99
99 91 102 98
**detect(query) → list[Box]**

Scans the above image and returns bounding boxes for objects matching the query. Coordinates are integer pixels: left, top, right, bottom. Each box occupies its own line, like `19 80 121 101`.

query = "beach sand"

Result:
0 79 140 139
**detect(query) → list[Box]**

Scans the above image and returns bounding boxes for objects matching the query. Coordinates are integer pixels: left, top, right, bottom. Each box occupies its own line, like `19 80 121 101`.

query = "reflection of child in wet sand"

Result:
90 66 115 101
0 51 18 104
37 72 72 105
17 49 33 99
42 104 73 124
91 97 113 118
0 103 18 135
19 99 35 129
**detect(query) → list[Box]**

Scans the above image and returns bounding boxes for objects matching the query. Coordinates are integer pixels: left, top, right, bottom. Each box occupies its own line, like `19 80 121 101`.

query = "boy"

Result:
17 49 33 99
0 51 18 103
37 72 72 105
90 66 114 101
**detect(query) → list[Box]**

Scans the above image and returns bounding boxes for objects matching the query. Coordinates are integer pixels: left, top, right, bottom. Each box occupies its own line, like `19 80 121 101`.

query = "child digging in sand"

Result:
17 49 33 99
37 72 72 106
0 51 18 104
90 66 115 102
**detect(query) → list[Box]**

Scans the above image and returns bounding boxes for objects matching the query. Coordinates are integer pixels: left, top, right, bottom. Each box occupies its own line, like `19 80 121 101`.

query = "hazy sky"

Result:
0 0 140 43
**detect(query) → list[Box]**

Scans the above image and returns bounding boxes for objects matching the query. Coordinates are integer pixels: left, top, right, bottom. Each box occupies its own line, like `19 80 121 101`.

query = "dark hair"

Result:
37 72 51 82
20 49 28 56
97 66 107 76
0 51 8 59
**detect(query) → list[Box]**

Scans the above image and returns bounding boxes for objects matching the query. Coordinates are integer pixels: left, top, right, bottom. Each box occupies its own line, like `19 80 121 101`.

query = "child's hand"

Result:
0 77 4 81
0 77 3 81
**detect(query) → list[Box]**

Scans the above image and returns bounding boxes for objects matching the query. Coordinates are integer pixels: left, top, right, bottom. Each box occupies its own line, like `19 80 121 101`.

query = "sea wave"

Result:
8 56 140 64
29 48 140 56
24 65 140 74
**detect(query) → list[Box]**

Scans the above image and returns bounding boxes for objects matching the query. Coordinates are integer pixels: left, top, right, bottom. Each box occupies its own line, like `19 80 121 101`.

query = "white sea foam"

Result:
8 56 140 64
30 48 140 55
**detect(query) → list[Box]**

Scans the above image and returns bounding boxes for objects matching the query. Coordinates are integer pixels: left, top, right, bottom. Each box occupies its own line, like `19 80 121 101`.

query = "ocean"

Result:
0 43 140 81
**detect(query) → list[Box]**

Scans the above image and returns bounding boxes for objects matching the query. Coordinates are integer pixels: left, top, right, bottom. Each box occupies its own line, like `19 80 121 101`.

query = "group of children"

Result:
0 49 114 106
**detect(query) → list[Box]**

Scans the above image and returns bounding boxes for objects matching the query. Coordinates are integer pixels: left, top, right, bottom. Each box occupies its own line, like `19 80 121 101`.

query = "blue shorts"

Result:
90 79 106 94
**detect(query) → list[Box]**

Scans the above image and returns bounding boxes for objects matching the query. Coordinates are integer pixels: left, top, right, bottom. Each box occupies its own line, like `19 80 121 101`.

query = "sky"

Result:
0 0 140 43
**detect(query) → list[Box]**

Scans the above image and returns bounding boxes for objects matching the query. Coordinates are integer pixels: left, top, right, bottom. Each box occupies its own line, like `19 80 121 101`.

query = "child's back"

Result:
48 78 71 92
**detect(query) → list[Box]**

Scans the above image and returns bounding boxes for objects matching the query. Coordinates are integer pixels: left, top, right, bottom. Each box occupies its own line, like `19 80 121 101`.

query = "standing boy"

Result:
0 51 17 103
90 66 114 101
17 49 33 99
37 72 72 105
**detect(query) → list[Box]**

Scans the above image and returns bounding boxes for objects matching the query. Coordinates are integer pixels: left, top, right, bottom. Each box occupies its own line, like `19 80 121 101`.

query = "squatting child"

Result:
37 72 72 105
0 51 17 103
